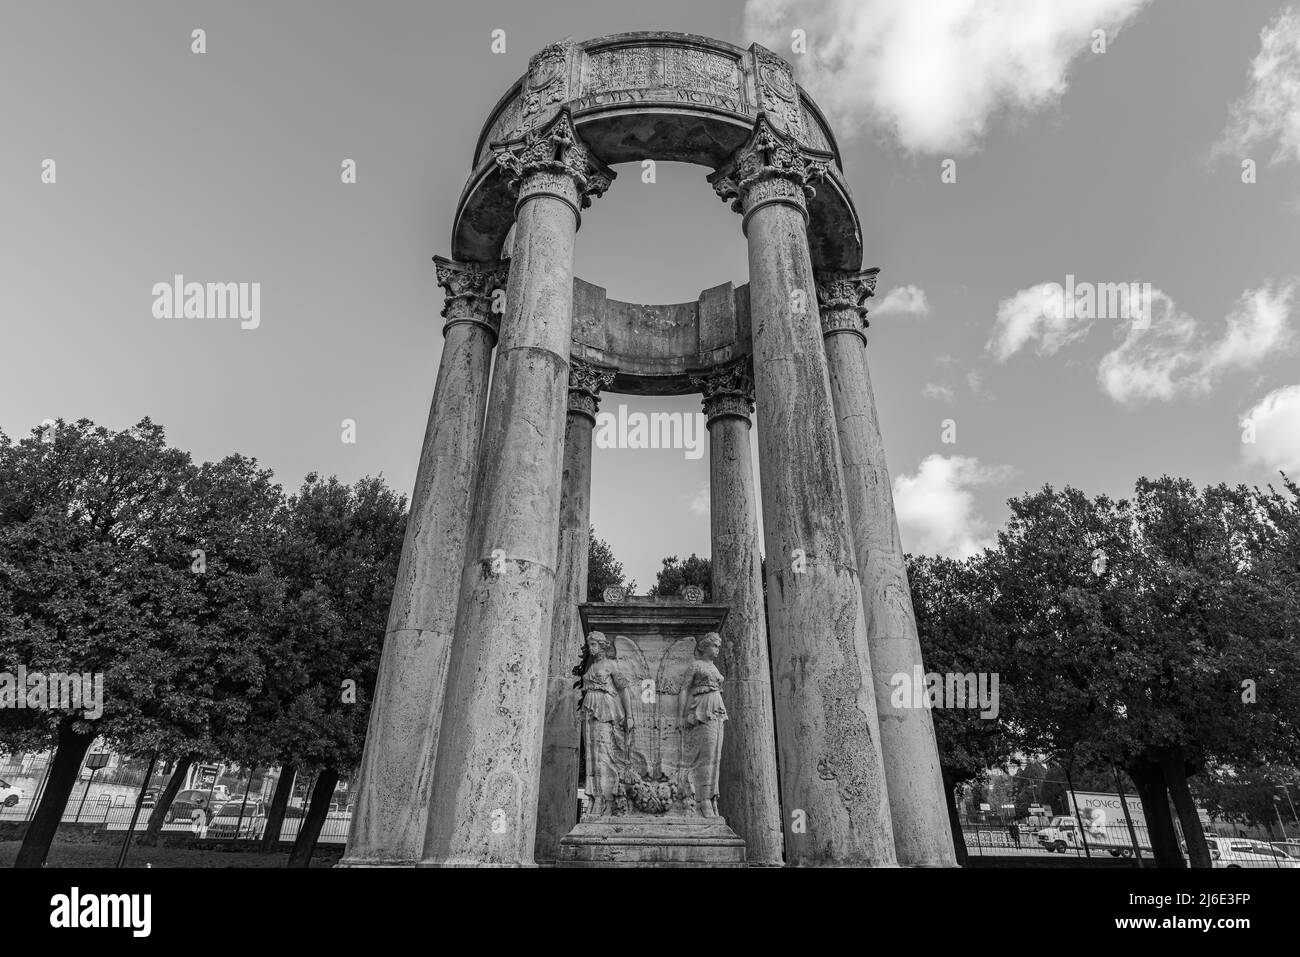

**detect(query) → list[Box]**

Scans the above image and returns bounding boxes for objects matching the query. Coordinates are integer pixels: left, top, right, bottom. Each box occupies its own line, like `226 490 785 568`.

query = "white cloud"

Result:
743 0 1151 153
1214 7 1300 168
872 284 930 318
922 382 955 402
687 484 710 517
1098 282 1297 404
893 454 1013 558
1241 384 1300 474
988 281 1094 361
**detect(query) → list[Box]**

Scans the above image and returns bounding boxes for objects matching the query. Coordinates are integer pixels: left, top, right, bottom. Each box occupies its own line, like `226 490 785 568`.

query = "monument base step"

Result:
557 814 747 867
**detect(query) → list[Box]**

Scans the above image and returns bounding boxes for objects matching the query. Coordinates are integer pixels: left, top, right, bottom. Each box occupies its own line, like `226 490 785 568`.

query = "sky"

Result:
2 0 1299 590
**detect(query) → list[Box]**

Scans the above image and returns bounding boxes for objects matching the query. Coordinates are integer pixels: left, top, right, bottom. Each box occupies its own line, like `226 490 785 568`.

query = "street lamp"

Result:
74 751 111 823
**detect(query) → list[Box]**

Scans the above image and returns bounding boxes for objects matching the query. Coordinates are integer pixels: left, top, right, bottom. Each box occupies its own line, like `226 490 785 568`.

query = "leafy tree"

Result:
647 554 712 599
586 526 634 599
908 553 1020 865
267 474 405 867
0 419 203 868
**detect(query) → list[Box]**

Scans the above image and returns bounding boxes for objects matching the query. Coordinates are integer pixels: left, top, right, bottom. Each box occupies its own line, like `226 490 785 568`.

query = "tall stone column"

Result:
816 270 956 867
421 110 613 867
709 114 896 866
534 359 615 863
342 257 506 867
691 358 785 866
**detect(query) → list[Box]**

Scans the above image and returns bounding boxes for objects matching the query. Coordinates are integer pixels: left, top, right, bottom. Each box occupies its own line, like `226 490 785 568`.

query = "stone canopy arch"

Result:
452 32 863 274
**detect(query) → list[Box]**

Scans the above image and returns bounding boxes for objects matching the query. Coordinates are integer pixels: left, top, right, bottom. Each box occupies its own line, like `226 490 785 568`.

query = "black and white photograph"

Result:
2 0 1297 938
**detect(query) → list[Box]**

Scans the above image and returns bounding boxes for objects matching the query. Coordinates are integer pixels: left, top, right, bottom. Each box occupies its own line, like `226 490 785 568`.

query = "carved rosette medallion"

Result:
815 268 880 344
691 357 756 426
432 255 510 342
567 358 616 424
493 109 615 226
707 113 832 231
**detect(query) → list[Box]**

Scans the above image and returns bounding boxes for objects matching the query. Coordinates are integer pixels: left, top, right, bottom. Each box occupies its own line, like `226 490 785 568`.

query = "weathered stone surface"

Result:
693 359 784 865
534 361 614 862
457 33 861 272
716 116 896 867
558 815 745 867
818 270 956 867
421 113 608 867
341 258 504 867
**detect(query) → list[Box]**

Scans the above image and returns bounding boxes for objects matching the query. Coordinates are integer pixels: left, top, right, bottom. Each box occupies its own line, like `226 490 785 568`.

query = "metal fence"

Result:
0 774 352 844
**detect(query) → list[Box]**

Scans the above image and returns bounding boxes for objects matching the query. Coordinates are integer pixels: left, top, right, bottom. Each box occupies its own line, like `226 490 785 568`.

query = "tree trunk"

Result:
1161 752 1211 868
287 766 337 868
1128 760 1184 868
140 754 194 846
941 767 969 867
14 722 97 868
261 764 296 853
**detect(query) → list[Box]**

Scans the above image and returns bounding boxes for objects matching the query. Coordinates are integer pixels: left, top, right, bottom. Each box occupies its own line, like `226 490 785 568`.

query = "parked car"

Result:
139 787 161 808
0 778 23 809
1270 840 1300 861
1207 836 1300 868
164 789 216 824
206 800 267 840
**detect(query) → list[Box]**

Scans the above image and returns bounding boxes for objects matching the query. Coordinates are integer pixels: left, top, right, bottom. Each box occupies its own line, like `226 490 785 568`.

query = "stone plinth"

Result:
559 815 746 867
557 599 748 867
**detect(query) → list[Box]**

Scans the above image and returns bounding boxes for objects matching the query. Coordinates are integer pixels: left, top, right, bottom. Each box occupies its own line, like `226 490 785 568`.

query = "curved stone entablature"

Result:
569 277 753 395
452 32 862 272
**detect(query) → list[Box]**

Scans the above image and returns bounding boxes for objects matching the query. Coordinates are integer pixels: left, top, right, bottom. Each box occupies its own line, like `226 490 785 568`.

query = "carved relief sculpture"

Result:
679 632 728 817
577 631 634 817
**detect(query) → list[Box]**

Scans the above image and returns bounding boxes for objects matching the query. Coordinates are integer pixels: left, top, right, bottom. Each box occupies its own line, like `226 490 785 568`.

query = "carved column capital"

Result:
815 268 880 344
433 256 510 342
707 113 833 233
691 358 755 426
567 358 616 424
493 109 615 228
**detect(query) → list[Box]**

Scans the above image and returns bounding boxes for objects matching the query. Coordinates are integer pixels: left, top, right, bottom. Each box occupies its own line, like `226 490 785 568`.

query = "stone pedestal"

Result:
557 599 748 867
558 815 746 867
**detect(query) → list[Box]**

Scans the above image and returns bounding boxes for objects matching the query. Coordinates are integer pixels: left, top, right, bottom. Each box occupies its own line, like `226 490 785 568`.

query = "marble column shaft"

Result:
694 360 785 866
342 256 505 867
710 115 896 866
817 271 956 867
534 361 614 862
422 111 612 866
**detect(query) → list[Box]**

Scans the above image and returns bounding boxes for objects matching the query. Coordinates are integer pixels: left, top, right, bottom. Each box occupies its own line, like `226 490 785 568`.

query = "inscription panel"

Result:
579 44 745 114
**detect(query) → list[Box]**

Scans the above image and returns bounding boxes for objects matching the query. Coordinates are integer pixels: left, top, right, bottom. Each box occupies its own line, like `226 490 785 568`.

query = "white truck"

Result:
1036 791 1152 857
1035 815 1146 856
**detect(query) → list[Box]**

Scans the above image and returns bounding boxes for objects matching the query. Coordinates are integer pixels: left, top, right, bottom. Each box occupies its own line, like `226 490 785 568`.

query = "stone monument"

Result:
342 31 955 869
556 599 746 866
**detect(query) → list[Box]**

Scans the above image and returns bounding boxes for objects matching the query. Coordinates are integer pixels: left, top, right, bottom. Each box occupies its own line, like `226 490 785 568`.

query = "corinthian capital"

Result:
707 113 833 226
691 357 755 425
493 110 615 222
815 268 880 342
433 256 510 342
567 358 616 423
